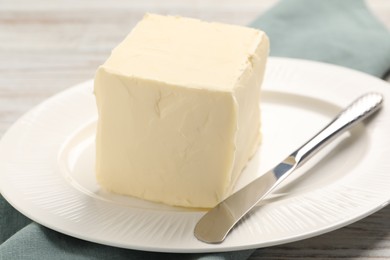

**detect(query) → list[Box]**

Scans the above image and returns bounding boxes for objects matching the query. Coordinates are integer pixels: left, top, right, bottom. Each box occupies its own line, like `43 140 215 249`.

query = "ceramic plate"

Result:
1 58 390 253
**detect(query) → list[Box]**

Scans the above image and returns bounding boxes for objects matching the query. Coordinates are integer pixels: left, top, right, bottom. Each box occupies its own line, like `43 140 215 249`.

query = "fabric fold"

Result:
251 0 390 78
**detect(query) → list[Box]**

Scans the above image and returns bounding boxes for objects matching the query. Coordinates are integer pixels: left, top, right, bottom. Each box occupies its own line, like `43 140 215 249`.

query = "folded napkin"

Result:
1 0 390 259
252 0 390 78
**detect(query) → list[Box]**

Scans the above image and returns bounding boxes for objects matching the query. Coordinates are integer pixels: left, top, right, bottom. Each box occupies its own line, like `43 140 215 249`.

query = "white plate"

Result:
1 58 390 253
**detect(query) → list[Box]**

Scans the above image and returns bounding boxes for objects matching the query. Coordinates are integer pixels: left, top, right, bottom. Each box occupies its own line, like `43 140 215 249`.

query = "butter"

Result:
94 14 269 208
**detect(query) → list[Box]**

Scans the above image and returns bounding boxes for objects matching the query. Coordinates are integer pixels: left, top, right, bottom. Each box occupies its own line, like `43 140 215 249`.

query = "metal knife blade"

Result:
194 92 383 244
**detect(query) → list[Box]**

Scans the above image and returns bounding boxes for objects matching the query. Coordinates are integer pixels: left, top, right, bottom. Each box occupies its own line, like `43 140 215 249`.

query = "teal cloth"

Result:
1 0 390 259
251 0 390 78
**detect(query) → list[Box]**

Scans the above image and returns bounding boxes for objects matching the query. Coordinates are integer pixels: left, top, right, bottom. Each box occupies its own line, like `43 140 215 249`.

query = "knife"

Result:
194 92 383 244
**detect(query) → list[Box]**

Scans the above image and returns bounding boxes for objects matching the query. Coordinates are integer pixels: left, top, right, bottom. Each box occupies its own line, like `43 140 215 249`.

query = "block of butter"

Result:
94 14 269 208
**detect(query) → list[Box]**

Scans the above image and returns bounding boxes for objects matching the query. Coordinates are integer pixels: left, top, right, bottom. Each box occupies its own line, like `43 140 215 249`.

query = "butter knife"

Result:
194 92 383 244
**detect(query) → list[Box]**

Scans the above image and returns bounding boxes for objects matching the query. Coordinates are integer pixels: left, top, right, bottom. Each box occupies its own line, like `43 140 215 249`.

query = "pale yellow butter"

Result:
94 14 269 208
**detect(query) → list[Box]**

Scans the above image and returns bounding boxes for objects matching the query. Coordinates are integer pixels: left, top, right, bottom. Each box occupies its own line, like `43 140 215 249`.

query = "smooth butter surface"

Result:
104 13 264 90
94 13 269 208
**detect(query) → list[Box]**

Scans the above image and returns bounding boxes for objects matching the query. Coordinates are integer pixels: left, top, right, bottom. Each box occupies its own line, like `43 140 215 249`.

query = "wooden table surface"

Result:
1 1 390 259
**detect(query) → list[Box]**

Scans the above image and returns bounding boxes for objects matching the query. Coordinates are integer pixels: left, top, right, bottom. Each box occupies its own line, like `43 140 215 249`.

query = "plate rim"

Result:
1 57 390 253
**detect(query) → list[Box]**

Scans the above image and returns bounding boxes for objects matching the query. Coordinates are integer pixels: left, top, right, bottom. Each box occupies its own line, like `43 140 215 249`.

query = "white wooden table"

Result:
1 1 389 259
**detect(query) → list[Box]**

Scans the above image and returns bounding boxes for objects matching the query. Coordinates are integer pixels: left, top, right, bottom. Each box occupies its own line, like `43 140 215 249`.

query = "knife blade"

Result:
194 92 383 244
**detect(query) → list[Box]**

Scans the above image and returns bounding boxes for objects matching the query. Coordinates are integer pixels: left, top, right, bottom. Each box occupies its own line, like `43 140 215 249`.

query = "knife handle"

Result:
194 92 383 244
294 92 383 167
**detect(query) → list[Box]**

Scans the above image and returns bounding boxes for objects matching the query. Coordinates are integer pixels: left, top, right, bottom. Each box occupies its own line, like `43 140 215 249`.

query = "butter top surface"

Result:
102 13 266 91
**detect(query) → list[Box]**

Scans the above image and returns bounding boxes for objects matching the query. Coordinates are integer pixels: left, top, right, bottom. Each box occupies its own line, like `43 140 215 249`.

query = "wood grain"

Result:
0 1 389 259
